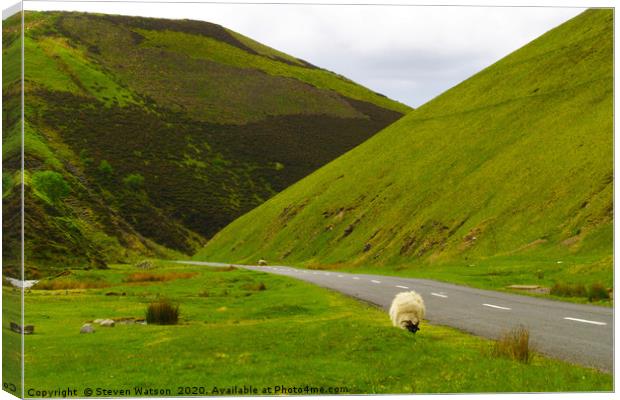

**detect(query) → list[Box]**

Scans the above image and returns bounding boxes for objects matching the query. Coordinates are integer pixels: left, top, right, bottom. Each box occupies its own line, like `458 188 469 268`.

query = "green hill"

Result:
2 11 410 277
197 10 613 290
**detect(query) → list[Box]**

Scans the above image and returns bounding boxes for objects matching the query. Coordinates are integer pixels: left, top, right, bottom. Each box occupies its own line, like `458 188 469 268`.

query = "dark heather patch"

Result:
33 89 402 246
99 13 260 56
54 12 257 55
341 95 406 123
55 11 318 70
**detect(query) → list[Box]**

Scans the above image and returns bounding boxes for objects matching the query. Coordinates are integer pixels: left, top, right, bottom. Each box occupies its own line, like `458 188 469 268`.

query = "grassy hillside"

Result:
197 10 613 293
9 262 611 393
2 11 410 277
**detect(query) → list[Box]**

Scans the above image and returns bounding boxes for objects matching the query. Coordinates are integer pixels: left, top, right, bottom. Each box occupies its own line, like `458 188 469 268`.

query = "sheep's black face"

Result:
404 321 419 334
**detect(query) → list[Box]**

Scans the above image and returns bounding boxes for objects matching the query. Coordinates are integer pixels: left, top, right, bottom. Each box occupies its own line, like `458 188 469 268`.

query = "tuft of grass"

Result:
241 282 266 291
123 272 197 283
587 282 610 301
492 326 531 363
145 299 179 325
213 266 237 272
550 282 587 298
33 279 110 290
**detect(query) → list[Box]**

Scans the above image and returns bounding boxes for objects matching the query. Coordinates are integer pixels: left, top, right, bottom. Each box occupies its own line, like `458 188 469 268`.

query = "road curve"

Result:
177 261 613 372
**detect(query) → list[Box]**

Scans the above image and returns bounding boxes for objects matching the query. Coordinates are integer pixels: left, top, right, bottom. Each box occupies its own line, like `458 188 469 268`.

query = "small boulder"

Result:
10 322 34 334
258 259 268 266
99 319 115 327
93 319 104 324
80 323 95 334
343 225 354 236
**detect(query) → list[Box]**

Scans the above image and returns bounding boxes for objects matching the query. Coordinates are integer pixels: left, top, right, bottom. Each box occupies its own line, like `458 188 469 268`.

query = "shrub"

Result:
98 160 113 179
587 282 610 302
536 269 544 280
124 272 197 283
146 300 179 325
79 149 94 166
32 170 70 203
3 172 13 197
492 325 531 363
123 173 145 190
550 282 586 298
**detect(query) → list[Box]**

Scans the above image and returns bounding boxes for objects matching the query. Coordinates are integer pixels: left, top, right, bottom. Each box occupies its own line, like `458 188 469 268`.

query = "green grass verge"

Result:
7 261 611 395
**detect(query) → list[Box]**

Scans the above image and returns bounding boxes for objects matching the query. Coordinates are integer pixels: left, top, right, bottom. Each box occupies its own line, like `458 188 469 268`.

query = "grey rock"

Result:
135 260 154 270
10 322 34 334
99 319 115 327
80 324 95 334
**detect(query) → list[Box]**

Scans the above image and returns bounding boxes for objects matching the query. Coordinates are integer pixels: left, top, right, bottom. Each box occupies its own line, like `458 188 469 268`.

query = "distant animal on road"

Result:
258 259 268 266
389 291 425 334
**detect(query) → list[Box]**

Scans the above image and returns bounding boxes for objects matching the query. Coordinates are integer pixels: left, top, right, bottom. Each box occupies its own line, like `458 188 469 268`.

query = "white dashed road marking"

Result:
431 292 448 298
371 280 381 284
353 277 360 280
338 275 344 278
395 285 409 289
483 303 511 310
564 317 607 326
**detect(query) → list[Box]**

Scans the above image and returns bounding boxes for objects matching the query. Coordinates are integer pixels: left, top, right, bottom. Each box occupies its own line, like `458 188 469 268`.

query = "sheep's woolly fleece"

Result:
389 291 426 329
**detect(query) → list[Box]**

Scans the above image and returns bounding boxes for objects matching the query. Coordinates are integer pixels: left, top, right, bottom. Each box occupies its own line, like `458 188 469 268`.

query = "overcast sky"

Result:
19 1 585 107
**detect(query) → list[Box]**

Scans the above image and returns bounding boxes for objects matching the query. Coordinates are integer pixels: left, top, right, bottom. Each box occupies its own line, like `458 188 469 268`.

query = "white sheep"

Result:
389 291 425 334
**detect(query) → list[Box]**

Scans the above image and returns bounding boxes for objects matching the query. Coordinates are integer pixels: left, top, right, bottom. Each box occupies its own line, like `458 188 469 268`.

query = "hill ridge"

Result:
196 9 613 290
2 10 410 277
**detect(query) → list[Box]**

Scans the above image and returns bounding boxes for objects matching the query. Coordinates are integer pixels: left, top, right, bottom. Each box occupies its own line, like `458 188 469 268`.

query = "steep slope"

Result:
197 10 613 285
2 11 410 277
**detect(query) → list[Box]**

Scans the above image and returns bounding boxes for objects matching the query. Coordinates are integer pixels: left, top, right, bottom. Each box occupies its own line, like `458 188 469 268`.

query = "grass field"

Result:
3 261 611 395
197 10 613 296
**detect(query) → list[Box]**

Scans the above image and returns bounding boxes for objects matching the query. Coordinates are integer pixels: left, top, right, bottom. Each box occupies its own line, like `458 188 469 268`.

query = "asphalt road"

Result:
178 261 613 372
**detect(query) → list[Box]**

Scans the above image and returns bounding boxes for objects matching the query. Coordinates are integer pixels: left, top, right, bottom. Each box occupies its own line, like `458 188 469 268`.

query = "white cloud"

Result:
24 0 584 107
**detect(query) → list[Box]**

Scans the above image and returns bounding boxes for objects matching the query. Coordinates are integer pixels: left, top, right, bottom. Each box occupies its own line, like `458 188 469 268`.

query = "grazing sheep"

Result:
258 259 268 266
389 291 425 334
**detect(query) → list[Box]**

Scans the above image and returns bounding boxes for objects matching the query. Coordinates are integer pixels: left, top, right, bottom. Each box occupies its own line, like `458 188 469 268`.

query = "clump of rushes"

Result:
241 282 267 291
34 279 110 290
492 325 531 363
587 282 610 302
124 272 196 283
550 282 586 298
146 300 179 325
